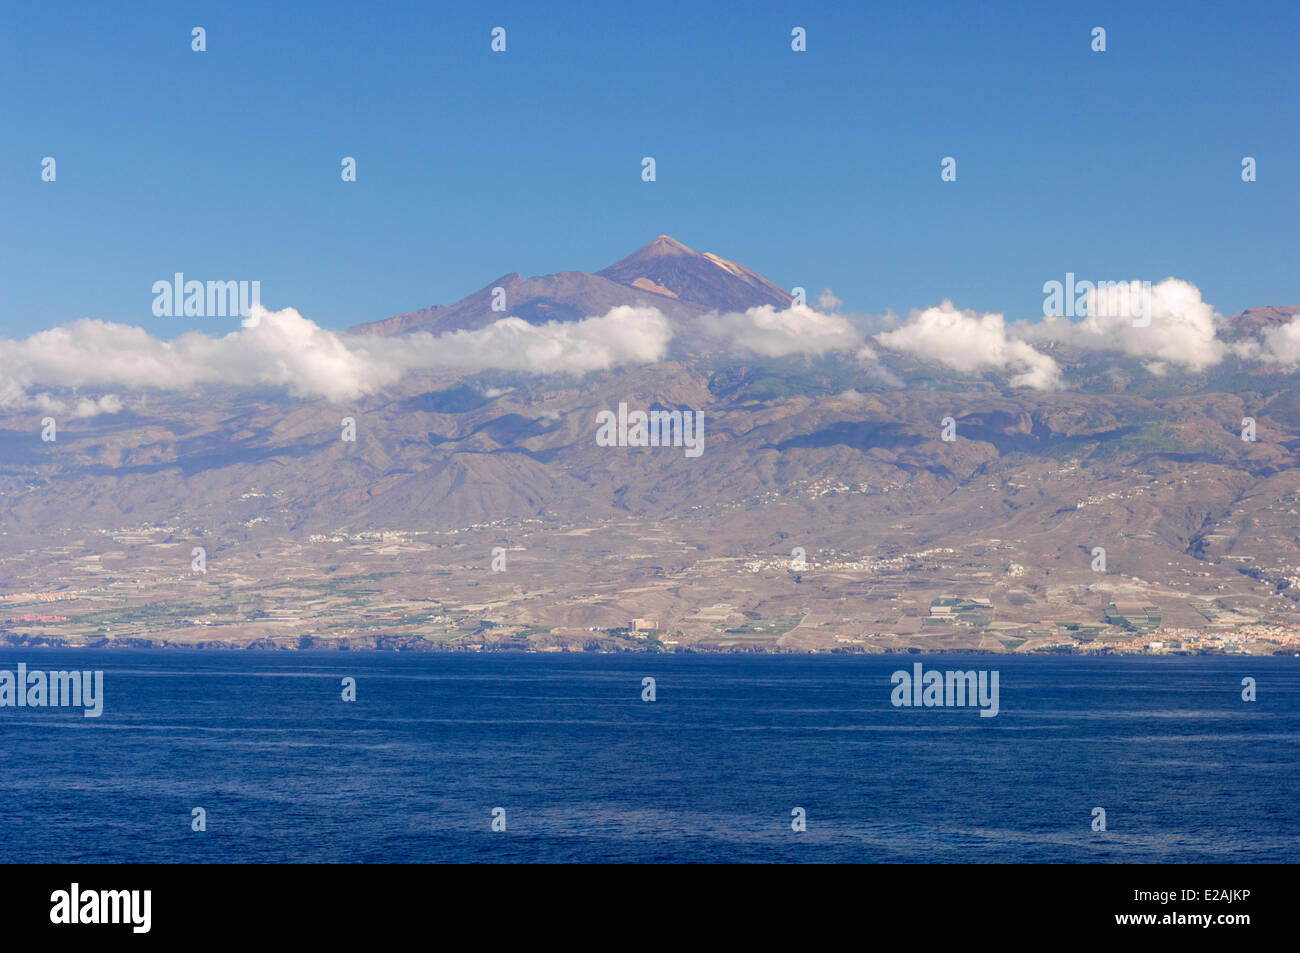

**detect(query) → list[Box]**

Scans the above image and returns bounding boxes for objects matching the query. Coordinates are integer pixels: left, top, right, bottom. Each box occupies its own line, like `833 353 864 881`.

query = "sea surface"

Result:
1 649 1296 863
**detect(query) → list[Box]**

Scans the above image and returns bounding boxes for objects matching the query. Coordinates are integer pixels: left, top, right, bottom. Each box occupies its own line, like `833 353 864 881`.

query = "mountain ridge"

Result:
348 235 791 337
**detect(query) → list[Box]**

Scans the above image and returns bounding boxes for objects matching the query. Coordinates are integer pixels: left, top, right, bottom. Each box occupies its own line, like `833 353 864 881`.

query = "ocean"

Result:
1 649 1295 863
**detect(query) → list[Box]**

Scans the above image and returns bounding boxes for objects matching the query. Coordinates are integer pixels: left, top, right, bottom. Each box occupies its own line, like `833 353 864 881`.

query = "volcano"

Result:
348 235 792 337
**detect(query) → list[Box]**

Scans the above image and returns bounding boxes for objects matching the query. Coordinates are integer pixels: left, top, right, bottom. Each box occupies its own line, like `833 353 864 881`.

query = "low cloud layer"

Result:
700 303 862 357
0 304 672 411
1027 278 1226 371
391 306 672 375
875 301 1064 390
3 281 1297 414
874 279 1300 389
1231 315 1300 368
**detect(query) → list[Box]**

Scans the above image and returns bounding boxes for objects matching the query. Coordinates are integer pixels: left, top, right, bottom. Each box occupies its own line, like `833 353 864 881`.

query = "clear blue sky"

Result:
2 0 1296 338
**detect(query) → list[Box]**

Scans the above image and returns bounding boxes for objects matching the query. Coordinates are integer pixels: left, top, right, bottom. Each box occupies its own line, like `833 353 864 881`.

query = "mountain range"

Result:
2 237 1298 653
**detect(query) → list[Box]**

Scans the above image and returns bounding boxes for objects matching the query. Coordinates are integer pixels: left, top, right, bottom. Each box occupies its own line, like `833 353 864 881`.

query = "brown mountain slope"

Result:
349 270 701 337
596 235 792 313
1224 306 1300 341
348 236 790 337
4 362 1300 652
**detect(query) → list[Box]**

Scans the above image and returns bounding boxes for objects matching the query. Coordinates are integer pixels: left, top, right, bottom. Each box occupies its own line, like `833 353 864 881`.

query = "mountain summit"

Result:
349 236 791 336
597 236 792 314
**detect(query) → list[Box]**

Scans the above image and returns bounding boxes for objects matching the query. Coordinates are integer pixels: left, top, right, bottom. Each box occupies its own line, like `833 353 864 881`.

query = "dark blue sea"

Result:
1 650 1296 863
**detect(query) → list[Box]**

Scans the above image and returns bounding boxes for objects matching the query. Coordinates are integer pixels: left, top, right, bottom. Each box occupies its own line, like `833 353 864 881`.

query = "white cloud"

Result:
1030 278 1225 370
701 304 862 357
5 283 1294 417
875 300 1063 390
1250 313 1300 367
383 305 671 375
817 288 843 312
0 378 124 418
0 304 673 413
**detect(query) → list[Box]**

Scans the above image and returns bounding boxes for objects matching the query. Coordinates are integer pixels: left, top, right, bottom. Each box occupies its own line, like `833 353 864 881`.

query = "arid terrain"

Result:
3 238 1299 654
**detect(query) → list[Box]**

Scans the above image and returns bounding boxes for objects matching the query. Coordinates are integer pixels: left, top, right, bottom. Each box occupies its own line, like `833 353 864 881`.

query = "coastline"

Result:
3 631 1295 656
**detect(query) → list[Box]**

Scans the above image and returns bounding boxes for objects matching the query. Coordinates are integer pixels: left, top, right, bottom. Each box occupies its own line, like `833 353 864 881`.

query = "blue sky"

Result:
2 0 1297 338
